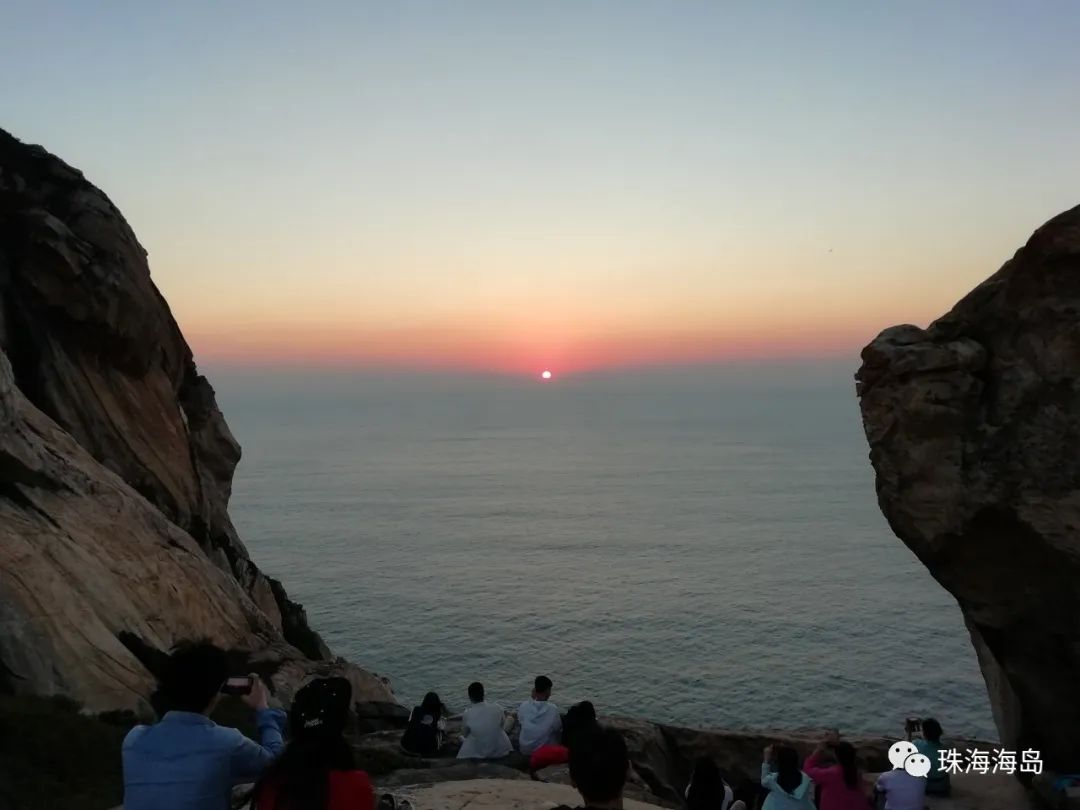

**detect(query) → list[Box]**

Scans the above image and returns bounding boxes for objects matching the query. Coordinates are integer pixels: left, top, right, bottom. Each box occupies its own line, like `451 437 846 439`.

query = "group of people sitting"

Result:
121 642 951 810
120 647 615 810
399 674 599 779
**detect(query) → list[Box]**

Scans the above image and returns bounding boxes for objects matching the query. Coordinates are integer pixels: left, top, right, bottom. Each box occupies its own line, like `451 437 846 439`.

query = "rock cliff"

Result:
857 204 1080 772
0 128 394 714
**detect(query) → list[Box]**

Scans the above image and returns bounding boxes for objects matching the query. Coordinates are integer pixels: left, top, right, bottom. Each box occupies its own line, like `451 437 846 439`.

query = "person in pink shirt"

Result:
801 732 872 810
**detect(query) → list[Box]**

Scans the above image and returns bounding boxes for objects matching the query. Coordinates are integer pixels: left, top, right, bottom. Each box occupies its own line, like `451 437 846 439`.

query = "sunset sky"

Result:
5 1 1080 374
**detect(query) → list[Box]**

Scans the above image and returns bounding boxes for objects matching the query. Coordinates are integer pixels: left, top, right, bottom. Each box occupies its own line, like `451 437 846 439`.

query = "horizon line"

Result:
196 349 866 379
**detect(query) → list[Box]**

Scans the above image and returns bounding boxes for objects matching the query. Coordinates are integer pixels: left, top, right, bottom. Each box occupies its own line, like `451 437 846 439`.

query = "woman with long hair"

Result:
802 733 871 810
685 756 744 810
561 700 599 751
529 699 602 779
400 691 446 756
252 677 373 810
760 746 815 810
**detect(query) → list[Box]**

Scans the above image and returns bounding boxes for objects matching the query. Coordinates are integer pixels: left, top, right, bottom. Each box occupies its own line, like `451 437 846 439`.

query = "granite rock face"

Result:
385 779 666 810
0 128 393 713
857 204 1080 771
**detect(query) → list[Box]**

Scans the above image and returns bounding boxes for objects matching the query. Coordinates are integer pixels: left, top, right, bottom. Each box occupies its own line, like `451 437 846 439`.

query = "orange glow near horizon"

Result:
167 240 990 378
185 313 894 377
12 1 1078 385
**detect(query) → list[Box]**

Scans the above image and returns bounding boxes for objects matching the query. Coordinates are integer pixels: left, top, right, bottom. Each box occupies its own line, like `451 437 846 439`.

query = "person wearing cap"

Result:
253 676 375 810
123 642 287 810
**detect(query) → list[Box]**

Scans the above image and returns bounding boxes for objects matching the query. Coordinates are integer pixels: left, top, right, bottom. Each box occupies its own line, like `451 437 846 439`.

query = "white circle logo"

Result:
904 753 932 778
888 741 919 770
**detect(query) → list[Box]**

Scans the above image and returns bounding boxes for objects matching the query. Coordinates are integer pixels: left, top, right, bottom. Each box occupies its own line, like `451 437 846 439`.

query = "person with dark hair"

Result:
760 746 815 809
911 718 949 797
457 681 512 759
562 701 600 750
252 677 373 810
122 641 287 810
685 756 745 810
529 699 601 778
517 675 561 755
872 763 924 810
400 691 446 756
802 732 869 810
551 727 629 810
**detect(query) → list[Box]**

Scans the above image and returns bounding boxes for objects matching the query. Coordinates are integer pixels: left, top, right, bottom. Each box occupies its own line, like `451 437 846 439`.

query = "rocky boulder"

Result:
377 773 1029 810
383 778 666 810
857 204 1080 772
0 128 394 714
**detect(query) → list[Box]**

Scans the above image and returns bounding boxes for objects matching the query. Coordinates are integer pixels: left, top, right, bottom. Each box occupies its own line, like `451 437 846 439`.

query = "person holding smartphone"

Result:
760 745 816 809
910 718 950 797
801 730 870 810
122 641 288 810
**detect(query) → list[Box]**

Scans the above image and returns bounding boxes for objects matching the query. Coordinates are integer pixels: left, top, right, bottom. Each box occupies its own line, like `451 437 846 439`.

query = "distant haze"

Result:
4 1 1080 373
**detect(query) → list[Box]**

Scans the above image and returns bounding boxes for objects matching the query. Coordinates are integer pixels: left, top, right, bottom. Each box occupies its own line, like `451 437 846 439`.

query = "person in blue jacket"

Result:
761 745 816 809
122 641 287 810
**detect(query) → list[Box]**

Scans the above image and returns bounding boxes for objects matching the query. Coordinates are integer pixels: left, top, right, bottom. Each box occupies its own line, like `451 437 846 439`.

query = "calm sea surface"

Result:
215 363 995 738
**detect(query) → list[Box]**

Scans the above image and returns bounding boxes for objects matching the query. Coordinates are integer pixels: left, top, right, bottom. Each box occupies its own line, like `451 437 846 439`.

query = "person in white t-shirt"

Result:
516 675 562 755
457 681 512 759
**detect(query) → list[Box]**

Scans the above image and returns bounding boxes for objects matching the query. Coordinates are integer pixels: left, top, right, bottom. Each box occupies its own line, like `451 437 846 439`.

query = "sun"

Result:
540 370 553 381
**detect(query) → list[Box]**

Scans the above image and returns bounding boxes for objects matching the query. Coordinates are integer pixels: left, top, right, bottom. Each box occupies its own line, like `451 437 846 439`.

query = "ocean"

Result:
215 362 996 739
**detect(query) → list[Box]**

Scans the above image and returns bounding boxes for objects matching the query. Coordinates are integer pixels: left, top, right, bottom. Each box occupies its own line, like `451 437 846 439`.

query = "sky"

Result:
4 1 1080 375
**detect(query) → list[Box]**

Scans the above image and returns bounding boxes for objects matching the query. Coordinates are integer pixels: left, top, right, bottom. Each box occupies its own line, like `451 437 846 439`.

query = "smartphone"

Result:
904 717 922 734
221 676 253 696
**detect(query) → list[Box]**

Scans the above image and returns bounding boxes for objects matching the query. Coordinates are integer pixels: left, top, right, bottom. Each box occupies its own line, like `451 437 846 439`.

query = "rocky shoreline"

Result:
345 698 1040 809
1 128 1076 807
359 713 997 806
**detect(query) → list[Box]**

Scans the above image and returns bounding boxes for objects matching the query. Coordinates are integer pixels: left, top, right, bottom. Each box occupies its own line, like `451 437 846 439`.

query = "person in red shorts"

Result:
529 700 600 778
252 677 374 810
